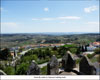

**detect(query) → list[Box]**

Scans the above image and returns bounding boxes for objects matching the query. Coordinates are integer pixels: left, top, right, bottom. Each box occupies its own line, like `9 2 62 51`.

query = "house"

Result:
87 45 96 51
83 52 94 55
10 50 18 60
92 42 100 47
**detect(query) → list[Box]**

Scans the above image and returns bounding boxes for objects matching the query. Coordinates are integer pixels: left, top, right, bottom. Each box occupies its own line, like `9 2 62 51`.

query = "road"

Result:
20 48 32 56
11 48 32 66
38 58 62 68
17 49 62 68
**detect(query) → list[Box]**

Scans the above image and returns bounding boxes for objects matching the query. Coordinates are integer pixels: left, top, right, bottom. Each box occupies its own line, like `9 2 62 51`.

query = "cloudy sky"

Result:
1 0 99 33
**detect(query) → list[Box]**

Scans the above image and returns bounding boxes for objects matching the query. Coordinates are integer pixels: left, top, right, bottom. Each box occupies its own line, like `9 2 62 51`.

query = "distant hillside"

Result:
0 33 99 48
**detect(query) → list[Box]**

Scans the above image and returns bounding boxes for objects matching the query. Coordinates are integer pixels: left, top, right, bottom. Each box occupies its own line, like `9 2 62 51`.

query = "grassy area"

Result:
40 66 47 75
37 59 49 64
63 44 77 48
90 57 98 63
76 59 81 64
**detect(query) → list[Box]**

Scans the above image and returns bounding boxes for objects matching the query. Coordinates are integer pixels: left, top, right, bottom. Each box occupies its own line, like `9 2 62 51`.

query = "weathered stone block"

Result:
27 60 40 75
62 51 76 72
47 55 59 75
79 56 96 75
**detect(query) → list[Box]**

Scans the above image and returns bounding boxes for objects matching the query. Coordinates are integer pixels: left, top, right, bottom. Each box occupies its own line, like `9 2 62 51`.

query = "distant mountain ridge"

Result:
1 32 99 36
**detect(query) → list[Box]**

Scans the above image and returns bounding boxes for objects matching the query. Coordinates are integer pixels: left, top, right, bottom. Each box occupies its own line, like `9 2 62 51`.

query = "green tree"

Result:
69 48 77 54
16 62 29 75
87 54 93 59
97 55 100 63
52 46 57 51
81 45 85 52
76 46 81 55
45 48 51 57
0 48 11 60
31 54 38 61
84 45 87 51
94 48 100 54
51 51 58 56
4 66 15 75
21 56 32 63
58 46 68 56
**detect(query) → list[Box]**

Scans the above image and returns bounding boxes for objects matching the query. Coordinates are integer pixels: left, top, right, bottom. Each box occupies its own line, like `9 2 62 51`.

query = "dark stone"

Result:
71 70 85 75
62 51 76 72
47 55 59 75
77 54 84 58
79 56 96 75
27 60 40 75
93 62 100 75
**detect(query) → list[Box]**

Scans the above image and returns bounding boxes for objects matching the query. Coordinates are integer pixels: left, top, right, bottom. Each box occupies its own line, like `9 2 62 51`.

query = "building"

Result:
87 45 97 51
92 42 100 47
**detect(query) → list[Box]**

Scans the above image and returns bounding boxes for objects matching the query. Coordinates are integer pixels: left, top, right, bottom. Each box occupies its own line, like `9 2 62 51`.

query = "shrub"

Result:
91 57 97 63
94 48 100 54
87 54 93 59
97 55 100 63
69 48 77 54
16 62 30 75
51 51 58 56
37 58 49 64
4 66 15 75
21 56 32 63
31 55 38 61
76 59 81 64
40 66 47 75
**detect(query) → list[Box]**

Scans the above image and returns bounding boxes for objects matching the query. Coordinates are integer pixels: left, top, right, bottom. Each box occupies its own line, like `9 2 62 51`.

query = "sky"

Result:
0 0 99 33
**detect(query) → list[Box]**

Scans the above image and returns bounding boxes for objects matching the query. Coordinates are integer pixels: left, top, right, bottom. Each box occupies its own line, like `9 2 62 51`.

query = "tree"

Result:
38 49 42 59
42 51 46 59
76 46 81 55
45 48 51 57
16 62 29 75
4 66 15 75
81 45 85 52
94 48 100 54
69 48 77 54
21 56 31 63
32 55 38 61
97 55 100 63
51 51 58 56
84 45 87 51
0 48 11 60
52 46 57 51
96 38 100 42
58 46 68 56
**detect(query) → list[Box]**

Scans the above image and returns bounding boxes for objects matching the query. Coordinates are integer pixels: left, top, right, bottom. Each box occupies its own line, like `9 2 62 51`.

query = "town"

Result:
0 33 100 75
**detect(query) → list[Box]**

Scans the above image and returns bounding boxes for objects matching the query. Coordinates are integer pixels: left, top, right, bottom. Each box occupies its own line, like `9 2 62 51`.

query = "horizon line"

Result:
1 32 99 34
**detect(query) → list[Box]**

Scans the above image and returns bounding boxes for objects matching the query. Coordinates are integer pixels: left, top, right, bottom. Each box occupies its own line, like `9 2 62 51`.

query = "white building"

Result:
87 46 96 51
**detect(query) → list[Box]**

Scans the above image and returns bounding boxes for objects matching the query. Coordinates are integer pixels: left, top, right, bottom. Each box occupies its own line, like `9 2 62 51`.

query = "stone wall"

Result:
47 55 59 75
0 51 97 75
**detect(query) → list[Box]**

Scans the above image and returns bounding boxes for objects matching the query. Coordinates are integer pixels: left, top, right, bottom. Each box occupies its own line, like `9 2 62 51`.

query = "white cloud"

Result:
32 18 39 20
1 22 18 28
32 18 54 21
87 21 99 25
84 6 98 13
60 21 67 24
44 8 49 12
58 16 80 20
42 18 54 20
32 16 81 21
